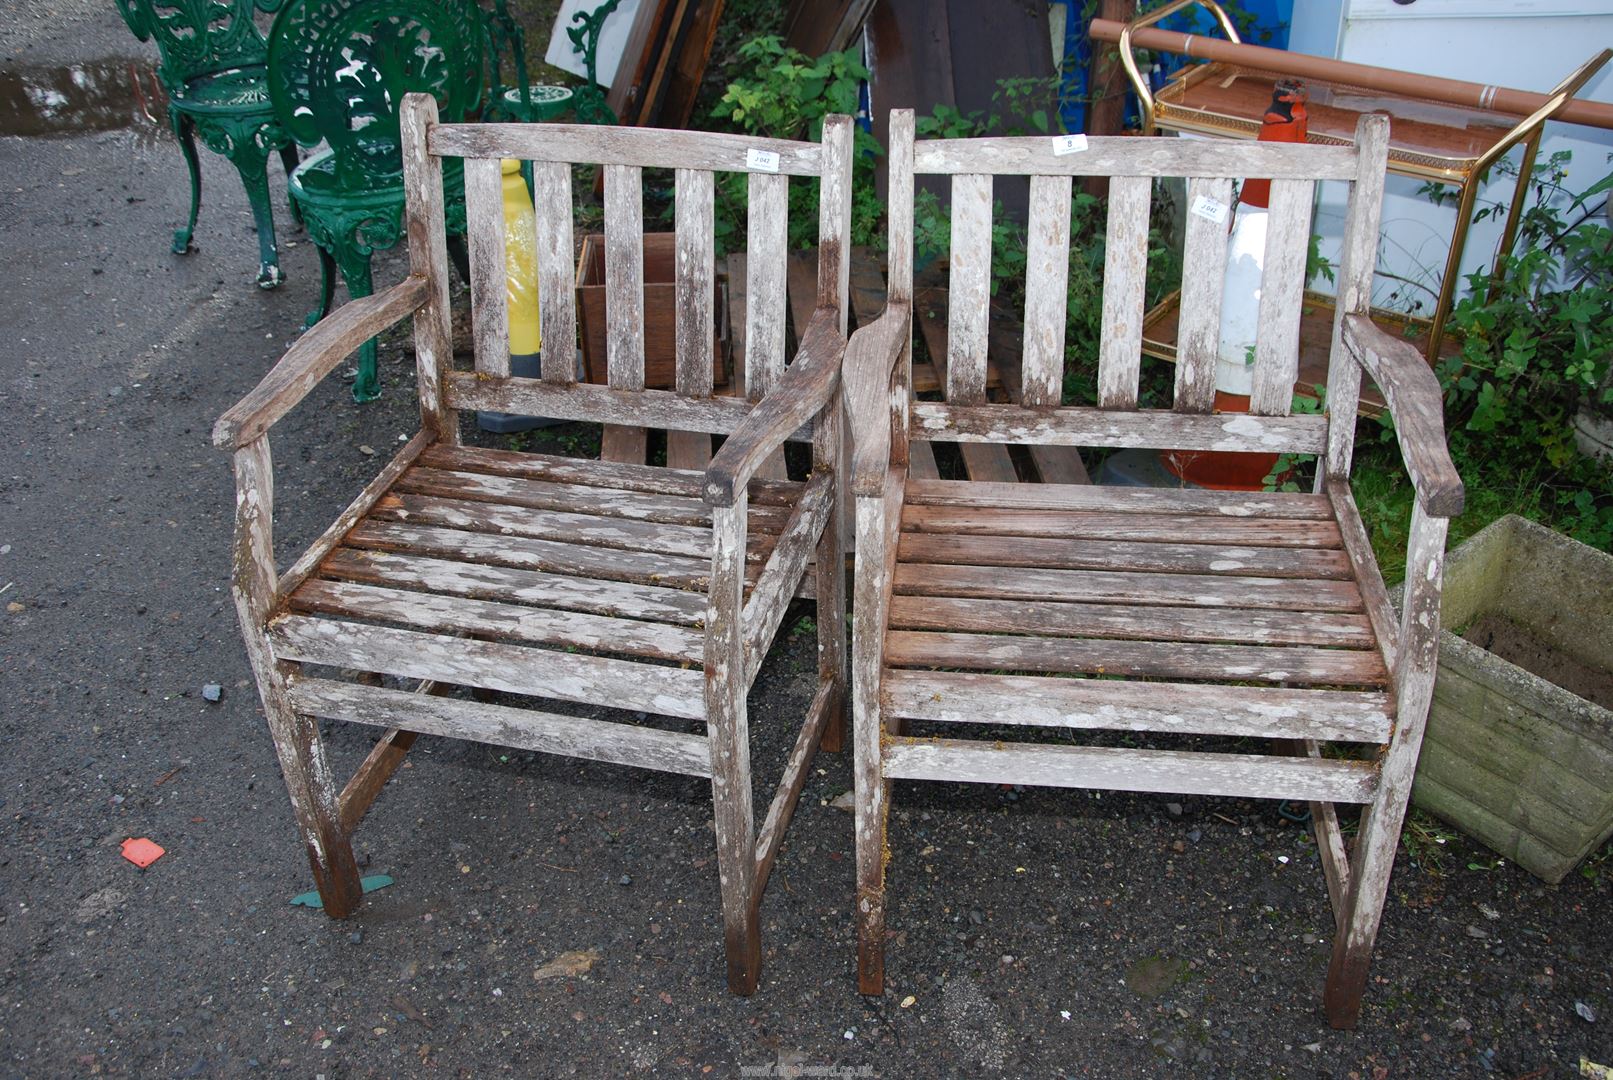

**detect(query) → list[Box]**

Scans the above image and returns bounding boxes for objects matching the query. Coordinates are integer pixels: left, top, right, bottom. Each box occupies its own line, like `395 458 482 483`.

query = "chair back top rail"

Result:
423 111 854 431
885 111 1390 431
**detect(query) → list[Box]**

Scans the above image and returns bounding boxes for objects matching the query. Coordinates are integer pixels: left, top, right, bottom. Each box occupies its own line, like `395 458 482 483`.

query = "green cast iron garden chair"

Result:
268 0 484 401
115 0 300 289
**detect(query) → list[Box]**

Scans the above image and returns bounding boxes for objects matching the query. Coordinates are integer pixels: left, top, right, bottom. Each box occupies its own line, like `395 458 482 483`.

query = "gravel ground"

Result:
2 12 1611 1079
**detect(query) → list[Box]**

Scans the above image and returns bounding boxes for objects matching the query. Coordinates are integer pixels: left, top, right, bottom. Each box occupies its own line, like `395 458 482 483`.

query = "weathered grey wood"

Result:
911 136 1358 179
908 440 940 479
289 579 705 662
444 372 814 442
344 519 751 592
888 594 1375 648
816 114 853 333
292 678 712 777
704 310 845 507
745 173 789 400
464 156 510 378
531 161 577 384
1097 175 1151 410
1327 478 1401 677
704 497 762 994
754 680 836 894
419 444 802 504
884 669 1392 739
369 492 766 562
337 725 418 834
431 123 826 176
894 562 1362 611
898 531 1351 578
885 630 1387 688
883 737 1380 803
909 402 1328 454
811 388 847 751
905 477 1333 518
1326 502 1448 1029
229 439 362 915
399 93 456 440
397 465 791 530
1324 114 1392 482
320 548 709 625
1301 737 1352 934
1250 177 1314 416
603 164 648 463
670 167 717 470
1174 175 1233 413
213 278 428 450
271 615 705 718
887 110 916 309
843 304 910 495
902 505 1343 547
742 472 833 683
1021 174 1072 407
1340 314 1465 516
947 173 992 404
851 469 902 996
276 431 432 600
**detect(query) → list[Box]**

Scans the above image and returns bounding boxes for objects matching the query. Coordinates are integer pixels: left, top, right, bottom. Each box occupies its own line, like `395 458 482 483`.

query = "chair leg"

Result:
228 439 363 917
1324 797 1406 1029
306 243 337 329
170 110 202 256
229 138 284 289
331 247 380 402
279 145 304 226
706 499 763 995
852 494 890 996
813 400 847 753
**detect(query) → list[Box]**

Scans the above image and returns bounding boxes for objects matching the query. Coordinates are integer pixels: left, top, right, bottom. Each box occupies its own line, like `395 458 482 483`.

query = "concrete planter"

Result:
1410 515 1613 884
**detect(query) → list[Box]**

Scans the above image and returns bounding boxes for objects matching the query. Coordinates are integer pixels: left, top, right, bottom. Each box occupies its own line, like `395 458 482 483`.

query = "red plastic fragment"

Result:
121 837 165 868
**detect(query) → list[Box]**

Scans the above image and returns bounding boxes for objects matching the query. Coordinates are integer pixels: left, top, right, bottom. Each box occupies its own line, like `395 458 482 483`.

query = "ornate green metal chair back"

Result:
114 0 300 288
269 0 485 188
268 0 485 400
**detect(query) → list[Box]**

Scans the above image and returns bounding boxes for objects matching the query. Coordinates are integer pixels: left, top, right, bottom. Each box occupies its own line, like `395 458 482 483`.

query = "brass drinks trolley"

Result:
1094 0 1610 382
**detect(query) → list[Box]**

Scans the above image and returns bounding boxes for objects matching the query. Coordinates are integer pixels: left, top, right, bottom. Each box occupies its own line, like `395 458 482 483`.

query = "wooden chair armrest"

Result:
212 276 431 451
843 302 910 497
703 307 846 507
1339 313 1465 518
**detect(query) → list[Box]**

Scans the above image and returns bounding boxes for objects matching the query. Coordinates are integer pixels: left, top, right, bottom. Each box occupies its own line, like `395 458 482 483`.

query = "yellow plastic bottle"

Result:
478 158 551 432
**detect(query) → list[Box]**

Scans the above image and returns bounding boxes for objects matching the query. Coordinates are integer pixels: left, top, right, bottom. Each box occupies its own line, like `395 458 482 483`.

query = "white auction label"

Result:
746 148 780 173
1050 133 1089 156
1190 194 1229 225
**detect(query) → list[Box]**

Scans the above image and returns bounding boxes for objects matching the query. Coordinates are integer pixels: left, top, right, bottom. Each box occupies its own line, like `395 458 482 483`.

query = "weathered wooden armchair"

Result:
843 110 1463 1028
213 94 854 995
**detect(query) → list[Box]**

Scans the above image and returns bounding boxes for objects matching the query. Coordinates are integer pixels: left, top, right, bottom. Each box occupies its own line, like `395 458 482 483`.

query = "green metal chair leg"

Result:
279 145 303 225
332 247 379 401
171 111 202 255
306 242 337 329
231 139 285 289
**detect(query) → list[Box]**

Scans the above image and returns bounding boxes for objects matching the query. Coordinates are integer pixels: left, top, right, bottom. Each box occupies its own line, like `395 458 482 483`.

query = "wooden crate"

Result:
575 232 725 390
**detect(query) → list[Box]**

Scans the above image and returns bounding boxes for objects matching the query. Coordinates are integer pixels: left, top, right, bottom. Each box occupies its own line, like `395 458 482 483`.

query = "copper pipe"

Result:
1091 19 1613 131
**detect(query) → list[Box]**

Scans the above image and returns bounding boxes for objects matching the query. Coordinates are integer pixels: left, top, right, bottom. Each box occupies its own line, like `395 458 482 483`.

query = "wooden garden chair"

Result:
213 94 855 995
842 110 1463 1028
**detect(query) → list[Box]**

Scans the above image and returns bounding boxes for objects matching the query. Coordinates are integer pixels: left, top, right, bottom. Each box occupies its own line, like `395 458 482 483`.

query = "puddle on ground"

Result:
0 59 168 138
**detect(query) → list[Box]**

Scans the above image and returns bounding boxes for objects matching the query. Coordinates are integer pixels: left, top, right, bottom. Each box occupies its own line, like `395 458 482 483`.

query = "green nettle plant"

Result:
709 36 883 253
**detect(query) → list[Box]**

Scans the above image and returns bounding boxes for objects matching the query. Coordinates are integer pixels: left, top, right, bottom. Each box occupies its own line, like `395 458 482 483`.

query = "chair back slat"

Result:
946 173 993 404
675 168 716 399
1250 177 1315 416
464 156 511 377
603 165 647 392
532 161 578 383
745 171 790 401
1174 175 1234 413
1021 173 1072 408
1096 174 1151 410
886 112 916 310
